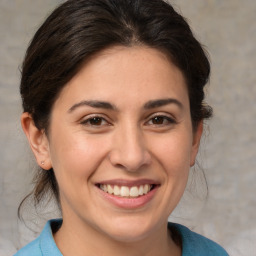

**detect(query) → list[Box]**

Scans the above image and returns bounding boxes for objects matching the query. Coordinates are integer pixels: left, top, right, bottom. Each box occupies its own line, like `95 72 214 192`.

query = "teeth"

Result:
99 184 152 198
113 185 120 196
130 187 139 197
107 184 113 194
120 186 130 197
143 184 149 194
138 185 144 196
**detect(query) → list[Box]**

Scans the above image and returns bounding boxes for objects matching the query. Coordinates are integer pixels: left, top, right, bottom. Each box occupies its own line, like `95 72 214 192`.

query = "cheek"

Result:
49 130 108 189
149 131 193 175
147 131 193 214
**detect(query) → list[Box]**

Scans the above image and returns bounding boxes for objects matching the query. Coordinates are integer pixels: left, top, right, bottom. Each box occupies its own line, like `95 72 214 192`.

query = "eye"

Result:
80 116 109 127
146 115 176 126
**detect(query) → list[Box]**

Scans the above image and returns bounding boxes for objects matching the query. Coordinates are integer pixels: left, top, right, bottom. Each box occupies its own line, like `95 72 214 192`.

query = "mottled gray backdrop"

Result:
0 1 255 255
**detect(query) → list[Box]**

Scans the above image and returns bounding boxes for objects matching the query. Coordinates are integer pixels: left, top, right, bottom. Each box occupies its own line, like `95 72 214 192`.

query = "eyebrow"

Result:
68 100 117 112
68 98 183 113
143 98 183 110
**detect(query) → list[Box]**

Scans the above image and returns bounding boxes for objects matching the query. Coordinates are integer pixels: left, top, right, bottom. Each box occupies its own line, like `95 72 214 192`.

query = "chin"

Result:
99 216 159 243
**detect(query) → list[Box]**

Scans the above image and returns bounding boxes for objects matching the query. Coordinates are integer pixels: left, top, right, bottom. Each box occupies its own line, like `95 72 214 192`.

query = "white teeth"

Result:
143 184 149 194
138 185 144 196
99 184 153 198
130 187 139 197
102 184 107 192
107 184 113 194
113 185 120 196
120 186 130 197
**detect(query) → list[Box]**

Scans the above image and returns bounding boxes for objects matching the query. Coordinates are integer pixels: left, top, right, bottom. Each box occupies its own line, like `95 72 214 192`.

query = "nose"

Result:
109 125 151 172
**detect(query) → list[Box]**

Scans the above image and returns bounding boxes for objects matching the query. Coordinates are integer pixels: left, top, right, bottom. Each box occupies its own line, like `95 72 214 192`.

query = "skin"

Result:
21 46 203 256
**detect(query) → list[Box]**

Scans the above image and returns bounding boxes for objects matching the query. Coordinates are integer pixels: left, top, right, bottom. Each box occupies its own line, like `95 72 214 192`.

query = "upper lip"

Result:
95 179 160 187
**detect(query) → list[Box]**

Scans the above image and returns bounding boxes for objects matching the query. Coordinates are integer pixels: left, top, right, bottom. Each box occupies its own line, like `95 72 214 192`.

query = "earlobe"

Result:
190 121 203 167
21 112 52 170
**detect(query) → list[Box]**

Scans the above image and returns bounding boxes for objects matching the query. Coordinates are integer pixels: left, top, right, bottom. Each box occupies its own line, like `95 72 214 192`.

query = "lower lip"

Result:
96 186 158 209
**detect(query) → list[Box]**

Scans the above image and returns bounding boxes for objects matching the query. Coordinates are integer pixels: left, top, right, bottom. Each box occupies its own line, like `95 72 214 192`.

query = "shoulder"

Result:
168 223 229 256
14 219 63 256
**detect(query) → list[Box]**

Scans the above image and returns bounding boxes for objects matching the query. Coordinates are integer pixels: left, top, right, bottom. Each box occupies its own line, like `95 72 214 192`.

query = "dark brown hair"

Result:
19 0 212 215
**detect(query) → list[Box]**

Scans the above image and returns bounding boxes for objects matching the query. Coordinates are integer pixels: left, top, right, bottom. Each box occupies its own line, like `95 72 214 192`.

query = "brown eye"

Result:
152 116 165 125
81 116 109 127
147 115 176 126
89 117 103 126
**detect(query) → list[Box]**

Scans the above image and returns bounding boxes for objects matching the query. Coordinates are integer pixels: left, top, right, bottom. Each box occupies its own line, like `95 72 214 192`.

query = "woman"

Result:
15 0 228 255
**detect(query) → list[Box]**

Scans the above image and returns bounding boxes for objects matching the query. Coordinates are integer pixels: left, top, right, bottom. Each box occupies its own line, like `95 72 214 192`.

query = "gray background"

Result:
0 0 255 255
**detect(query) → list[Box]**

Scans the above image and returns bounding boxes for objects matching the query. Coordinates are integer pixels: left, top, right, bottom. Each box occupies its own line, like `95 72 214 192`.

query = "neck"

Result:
54 216 181 256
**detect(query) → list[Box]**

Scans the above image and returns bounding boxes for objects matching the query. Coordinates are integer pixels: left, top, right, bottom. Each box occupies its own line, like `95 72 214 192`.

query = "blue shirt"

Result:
15 219 228 255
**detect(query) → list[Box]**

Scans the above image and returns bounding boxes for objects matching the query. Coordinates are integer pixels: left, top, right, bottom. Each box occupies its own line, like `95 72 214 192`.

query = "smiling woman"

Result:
15 0 228 255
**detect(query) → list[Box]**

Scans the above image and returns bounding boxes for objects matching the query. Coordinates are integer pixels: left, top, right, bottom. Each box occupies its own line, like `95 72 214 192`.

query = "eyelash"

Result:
145 114 176 126
80 115 110 127
80 114 176 128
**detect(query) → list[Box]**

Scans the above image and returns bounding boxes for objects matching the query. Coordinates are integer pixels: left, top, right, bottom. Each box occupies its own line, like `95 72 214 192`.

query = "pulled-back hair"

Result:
19 0 212 214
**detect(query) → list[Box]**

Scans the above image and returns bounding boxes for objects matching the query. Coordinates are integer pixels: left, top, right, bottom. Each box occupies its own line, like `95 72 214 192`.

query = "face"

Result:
43 46 202 242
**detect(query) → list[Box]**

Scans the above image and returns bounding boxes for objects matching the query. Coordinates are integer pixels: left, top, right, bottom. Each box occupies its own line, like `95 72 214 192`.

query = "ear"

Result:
190 121 203 167
21 112 52 170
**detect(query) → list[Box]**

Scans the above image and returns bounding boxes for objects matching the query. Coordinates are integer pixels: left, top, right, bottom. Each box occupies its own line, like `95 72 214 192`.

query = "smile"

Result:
96 180 159 209
99 184 153 198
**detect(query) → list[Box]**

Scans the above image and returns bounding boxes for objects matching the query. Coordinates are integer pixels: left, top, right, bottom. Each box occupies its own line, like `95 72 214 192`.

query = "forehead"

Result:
54 46 189 110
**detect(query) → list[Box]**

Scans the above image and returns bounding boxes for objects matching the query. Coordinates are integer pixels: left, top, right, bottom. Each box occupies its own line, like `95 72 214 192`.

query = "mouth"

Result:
97 184 157 198
95 180 160 209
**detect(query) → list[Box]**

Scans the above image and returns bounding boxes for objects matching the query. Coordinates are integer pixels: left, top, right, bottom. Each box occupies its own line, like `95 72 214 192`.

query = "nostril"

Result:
115 163 125 169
